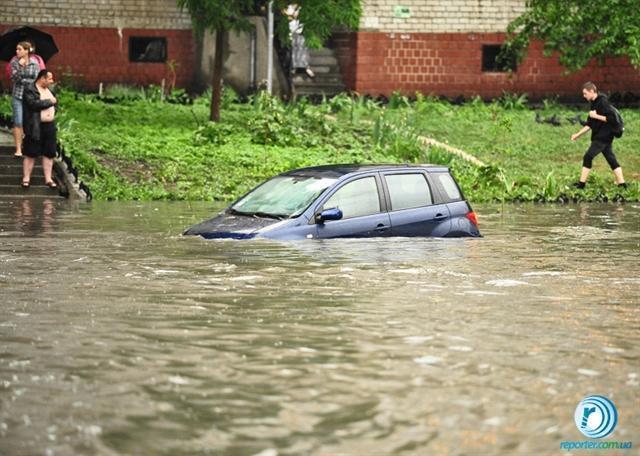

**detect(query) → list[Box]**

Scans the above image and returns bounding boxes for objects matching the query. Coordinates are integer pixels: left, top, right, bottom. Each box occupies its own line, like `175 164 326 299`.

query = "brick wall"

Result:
331 32 358 89
344 1 640 98
0 25 194 91
0 0 195 91
360 0 526 32
334 31 640 99
0 0 191 29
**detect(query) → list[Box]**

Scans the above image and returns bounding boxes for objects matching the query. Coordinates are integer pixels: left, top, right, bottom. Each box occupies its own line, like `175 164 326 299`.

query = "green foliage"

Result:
176 0 362 49
497 92 529 110
274 0 362 49
389 91 411 109
2 89 637 203
0 94 12 118
221 85 239 109
102 84 147 101
246 91 294 146
371 111 422 161
176 0 255 36
358 94 639 203
542 96 560 111
193 122 237 146
502 0 640 71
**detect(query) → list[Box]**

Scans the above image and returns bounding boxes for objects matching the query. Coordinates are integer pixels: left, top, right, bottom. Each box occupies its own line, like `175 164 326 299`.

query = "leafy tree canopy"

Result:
176 0 254 35
501 0 640 71
177 0 362 47
273 0 362 48
177 0 362 120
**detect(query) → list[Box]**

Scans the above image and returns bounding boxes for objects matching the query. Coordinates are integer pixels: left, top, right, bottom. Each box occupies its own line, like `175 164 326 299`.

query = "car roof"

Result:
281 163 450 179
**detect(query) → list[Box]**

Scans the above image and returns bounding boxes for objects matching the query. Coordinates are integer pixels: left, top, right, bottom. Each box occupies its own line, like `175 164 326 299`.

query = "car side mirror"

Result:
315 207 343 223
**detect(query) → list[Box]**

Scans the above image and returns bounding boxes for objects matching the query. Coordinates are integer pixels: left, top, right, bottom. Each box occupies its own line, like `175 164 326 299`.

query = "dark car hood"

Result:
183 213 281 239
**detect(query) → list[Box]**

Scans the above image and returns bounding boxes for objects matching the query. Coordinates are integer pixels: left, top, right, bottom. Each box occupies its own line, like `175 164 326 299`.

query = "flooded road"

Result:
1 200 638 455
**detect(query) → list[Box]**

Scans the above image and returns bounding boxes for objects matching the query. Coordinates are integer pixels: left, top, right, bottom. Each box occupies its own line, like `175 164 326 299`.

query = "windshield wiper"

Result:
251 211 288 220
227 208 250 216
228 208 287 220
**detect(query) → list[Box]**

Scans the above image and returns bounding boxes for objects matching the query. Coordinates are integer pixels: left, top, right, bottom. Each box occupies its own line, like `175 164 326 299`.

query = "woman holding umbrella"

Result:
10 41 40 157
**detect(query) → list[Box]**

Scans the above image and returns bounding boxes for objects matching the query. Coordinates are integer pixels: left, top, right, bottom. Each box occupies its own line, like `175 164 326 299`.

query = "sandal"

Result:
45 180 58 189
21 181 30 189
14 151 23 158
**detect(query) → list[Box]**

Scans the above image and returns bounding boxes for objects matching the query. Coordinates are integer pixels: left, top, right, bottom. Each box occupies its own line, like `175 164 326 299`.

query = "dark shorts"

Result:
24 122 57 159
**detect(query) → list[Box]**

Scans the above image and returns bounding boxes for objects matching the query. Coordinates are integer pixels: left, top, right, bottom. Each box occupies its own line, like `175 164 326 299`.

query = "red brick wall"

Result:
333 31 640 99
330 32 357 90
0 25 195 92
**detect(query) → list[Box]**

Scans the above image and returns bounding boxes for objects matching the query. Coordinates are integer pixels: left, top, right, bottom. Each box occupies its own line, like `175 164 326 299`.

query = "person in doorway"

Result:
570 82 626 188
9 41 41 157
21 69 58 189
284 3 315 78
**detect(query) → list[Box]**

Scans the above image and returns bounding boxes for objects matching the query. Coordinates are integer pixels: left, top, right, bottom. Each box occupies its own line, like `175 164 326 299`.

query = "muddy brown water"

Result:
1 200 638 455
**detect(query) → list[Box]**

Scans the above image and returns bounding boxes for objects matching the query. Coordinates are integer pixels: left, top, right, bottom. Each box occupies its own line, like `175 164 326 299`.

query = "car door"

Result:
314 175 391 239
382 172 451 237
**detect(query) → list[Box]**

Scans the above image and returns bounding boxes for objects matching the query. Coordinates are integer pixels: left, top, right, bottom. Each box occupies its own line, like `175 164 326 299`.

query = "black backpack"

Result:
610 106 624 138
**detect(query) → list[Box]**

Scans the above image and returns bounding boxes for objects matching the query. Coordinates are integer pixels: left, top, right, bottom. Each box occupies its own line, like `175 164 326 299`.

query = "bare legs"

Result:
22 156 35 184
13 127 23 156
579 166 590 184
578 166 625 186
22 156 54 185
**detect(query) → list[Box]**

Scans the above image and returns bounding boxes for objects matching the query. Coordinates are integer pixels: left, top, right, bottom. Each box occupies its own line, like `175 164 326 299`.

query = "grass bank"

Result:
1 89 637 202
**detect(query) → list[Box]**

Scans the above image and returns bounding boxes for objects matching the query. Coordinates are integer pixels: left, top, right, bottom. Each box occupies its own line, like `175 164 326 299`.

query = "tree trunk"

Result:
210 29 225 122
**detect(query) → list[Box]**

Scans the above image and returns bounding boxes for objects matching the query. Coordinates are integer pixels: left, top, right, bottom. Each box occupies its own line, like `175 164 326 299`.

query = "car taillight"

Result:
466 211 478 226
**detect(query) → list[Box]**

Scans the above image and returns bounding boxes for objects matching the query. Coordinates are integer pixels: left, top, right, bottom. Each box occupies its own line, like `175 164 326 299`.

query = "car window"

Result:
437 173 462 200
232 175 337 217
385 173 432 210
323 177 380 219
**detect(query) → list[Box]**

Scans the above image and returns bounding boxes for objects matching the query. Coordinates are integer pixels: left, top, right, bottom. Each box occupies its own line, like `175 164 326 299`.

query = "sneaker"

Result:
572 181 586 189
617 182 628 189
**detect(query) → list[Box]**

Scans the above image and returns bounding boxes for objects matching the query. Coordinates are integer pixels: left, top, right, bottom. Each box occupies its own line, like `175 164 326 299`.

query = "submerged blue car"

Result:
184 164 481 240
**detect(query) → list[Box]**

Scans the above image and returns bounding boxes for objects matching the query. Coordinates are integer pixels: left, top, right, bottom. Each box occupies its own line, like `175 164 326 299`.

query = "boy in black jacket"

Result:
570 82 626 188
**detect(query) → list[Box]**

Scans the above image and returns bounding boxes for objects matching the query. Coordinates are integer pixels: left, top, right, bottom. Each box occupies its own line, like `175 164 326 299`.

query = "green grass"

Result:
1 89 637 202
330 93 639 203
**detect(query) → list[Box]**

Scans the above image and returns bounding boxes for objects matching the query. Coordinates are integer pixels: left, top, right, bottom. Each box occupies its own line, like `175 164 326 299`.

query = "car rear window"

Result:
436 173 462 200
385 173 432 210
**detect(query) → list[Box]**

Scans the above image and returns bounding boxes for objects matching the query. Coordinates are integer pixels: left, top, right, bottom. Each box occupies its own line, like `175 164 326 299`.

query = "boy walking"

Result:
570 82 626 188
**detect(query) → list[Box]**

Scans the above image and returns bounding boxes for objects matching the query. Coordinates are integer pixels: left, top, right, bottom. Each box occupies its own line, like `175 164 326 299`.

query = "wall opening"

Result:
482 45 516 72
129 37 167 63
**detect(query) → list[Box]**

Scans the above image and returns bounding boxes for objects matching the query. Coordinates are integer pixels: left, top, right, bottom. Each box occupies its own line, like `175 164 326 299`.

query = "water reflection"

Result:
0 201 638 455
5 198 57 235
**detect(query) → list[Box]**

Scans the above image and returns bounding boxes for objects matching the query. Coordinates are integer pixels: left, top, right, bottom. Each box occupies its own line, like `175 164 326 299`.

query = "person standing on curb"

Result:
9 41 41 157
570 82 626 189
21 69 58 189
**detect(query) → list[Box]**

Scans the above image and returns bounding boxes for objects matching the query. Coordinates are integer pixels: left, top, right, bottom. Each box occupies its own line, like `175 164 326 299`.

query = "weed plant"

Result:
0 89 636 202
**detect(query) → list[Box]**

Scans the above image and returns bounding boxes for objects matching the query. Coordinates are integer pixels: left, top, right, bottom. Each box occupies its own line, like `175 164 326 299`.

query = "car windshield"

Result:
230 175 337 218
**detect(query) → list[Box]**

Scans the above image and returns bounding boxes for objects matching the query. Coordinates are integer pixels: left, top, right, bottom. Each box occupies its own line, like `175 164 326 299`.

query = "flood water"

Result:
1 199 638 455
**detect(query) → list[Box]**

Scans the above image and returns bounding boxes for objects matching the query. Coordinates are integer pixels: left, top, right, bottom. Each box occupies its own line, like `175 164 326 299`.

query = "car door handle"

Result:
434 213 448 220
375 223 389 232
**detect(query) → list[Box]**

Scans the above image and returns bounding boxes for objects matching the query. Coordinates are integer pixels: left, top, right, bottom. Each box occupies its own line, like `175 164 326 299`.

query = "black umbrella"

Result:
0 26 59 62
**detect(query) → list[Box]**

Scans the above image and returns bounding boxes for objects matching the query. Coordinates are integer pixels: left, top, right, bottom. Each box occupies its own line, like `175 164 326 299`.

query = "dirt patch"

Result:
93 149 154 184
